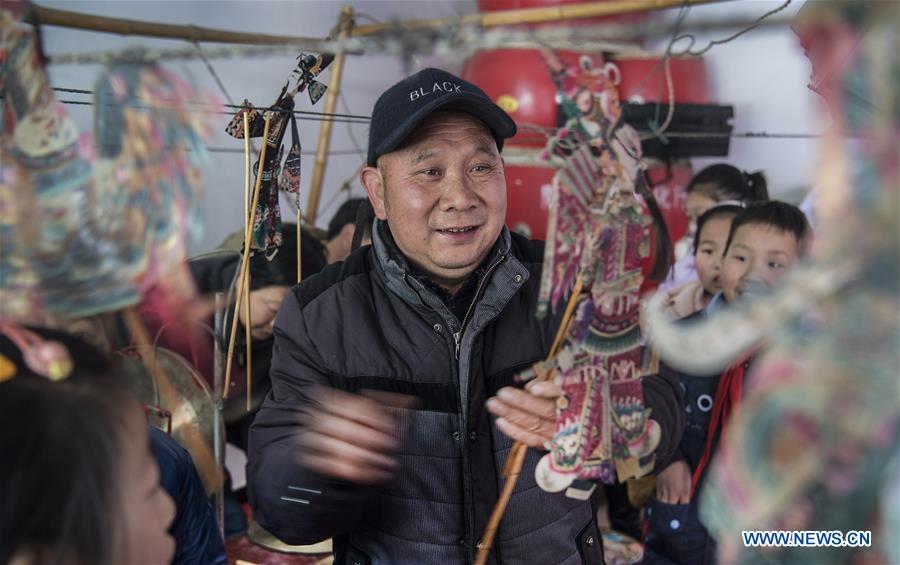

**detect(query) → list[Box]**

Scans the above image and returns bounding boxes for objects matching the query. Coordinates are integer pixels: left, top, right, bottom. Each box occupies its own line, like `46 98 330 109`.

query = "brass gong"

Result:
116 345 224 495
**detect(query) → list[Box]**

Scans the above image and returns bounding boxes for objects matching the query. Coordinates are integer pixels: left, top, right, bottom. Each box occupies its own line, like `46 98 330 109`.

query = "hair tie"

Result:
0 323 73 382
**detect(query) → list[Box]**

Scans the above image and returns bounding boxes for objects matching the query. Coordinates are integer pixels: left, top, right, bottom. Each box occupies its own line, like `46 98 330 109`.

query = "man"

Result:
249 68 683 564
324 198 367 263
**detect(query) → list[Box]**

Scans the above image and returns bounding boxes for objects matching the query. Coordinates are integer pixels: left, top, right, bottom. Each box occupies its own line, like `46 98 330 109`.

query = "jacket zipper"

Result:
453 254 506 360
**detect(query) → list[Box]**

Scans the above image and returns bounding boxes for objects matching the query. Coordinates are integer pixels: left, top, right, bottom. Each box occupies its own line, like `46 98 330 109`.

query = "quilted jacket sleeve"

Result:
642 366 686 471
247 292 368 546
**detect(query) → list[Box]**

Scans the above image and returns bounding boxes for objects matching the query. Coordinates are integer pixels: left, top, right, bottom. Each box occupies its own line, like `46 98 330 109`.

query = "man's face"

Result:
721 223 801 303
361 111 507 291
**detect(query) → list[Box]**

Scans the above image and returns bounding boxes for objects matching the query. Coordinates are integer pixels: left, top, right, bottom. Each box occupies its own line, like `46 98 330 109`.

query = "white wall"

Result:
652 0 823 203
40 0 821 254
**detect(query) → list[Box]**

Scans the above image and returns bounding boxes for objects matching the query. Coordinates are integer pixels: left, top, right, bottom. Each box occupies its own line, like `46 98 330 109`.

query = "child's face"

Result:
117 410 176 564
721 223 801 303
694 216 733 295
685 190 718 226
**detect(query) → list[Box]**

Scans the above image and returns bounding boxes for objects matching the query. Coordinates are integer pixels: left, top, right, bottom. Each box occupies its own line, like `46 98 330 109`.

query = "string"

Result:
316 163 364 223
49 87 371 122
339 91 367 160
670 0 793 56
193 42 238 107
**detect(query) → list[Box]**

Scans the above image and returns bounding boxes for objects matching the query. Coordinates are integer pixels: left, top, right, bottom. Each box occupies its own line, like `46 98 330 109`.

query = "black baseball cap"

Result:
366 67 517 166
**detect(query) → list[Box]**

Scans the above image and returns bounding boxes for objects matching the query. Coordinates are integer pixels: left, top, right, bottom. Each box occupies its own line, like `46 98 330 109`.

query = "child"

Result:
644 201 812 564
0 365 176 564
661 205 744 319
662 164 770 291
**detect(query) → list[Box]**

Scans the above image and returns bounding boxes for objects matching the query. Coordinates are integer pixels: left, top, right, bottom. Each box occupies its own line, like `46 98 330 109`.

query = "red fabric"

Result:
690 352 755 496
138 298 215 390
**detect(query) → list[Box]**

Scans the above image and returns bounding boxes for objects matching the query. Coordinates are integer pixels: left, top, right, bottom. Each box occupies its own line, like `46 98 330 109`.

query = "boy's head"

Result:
721 201 812 303
693 205 743 296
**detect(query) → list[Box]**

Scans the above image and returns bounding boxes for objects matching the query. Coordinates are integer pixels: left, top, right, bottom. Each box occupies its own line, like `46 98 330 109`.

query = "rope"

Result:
671 0 793 56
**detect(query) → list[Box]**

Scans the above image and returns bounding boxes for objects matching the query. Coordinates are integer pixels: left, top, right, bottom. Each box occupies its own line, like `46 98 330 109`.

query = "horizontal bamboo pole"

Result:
351 0 723 36
32 4 336 50
33 0 724 48
306 5 353 226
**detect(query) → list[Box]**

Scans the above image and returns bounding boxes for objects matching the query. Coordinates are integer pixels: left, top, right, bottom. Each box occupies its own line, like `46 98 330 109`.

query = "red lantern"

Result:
503 160 555 240
462 49 604 148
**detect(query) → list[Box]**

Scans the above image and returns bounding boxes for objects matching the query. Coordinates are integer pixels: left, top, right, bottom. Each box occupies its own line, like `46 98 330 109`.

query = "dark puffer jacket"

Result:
249 222 683 565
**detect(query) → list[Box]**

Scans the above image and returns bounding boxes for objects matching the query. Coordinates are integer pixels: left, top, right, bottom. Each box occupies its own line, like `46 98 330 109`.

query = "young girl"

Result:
644 202 812 565
661 205 743 319
662 164 769 291
0 371 175 564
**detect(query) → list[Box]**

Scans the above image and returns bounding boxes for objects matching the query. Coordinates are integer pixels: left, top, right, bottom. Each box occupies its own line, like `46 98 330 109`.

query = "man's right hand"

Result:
298 387 410 484
655 459 692 504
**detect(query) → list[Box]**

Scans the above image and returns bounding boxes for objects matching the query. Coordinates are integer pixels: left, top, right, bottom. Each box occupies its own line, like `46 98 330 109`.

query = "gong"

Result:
116 345 224 495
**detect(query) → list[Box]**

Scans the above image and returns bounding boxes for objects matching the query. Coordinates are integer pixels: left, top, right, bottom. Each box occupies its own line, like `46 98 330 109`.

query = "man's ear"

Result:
360 166 388 220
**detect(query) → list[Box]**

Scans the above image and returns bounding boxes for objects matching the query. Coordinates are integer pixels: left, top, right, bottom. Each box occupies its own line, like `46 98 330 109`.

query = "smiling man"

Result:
248 68 683 565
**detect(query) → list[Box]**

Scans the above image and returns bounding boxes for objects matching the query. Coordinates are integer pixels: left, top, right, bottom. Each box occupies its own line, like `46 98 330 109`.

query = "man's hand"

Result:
486 380 562 449
655 459 692 504
298 387 413 484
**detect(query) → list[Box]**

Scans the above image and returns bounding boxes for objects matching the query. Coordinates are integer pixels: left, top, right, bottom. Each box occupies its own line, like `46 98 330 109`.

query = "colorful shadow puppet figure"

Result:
520 52 669 496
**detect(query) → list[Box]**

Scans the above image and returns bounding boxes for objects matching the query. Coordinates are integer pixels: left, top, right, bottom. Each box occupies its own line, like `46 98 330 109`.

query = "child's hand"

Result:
656 460 692 504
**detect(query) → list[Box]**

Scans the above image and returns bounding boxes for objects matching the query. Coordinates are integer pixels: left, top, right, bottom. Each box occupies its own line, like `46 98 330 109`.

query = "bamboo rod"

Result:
32 4 337 50
224 111 272 399
475 274 584 565
351 0 723 36
305 5 353 225
242 112 252 411
33 0 725 58
244 256 252 412
296 208 303 284
244 113 250 233
476 441 527 563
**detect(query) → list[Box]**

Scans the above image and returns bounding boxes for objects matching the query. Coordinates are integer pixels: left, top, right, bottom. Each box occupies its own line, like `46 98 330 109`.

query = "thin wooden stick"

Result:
243 113 250 233
244 259 252 411
224 111 272 399
296 207 303 284
475 441 527 562
475 274 584 565
548 275 585 361
243 112 252 412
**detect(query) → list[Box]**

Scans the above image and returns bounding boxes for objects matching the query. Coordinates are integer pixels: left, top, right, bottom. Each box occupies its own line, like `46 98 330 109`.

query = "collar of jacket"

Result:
370 218 521 316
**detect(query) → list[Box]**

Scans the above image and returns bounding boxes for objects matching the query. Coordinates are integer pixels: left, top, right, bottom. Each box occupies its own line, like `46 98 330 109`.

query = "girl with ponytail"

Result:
660 164 769 292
